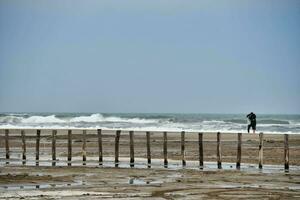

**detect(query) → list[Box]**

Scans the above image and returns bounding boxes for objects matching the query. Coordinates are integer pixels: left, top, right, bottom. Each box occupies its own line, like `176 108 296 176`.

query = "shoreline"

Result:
0 128 299 135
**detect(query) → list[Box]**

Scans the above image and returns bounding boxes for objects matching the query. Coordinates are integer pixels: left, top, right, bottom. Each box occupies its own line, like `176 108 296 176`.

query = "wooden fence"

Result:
0 129 292 170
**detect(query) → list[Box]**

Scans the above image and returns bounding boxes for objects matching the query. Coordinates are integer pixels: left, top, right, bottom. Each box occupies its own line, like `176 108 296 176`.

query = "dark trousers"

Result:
248 122 256 133
247 125 251 133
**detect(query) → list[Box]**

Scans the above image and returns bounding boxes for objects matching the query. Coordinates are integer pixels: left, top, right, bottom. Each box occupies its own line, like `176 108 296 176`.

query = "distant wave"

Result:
22 115 65 123
0 113 299 134
258 119 290 125
69 114 158 124
0 113 158 124
224 119 289 125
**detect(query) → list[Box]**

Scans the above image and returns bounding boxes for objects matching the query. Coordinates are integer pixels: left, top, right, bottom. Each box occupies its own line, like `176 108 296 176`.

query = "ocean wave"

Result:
223 119 290 125
258 119 290 125
224 119 247 124
0 113 299 134
0 113 158 124
70 114 158 123
21 115 65 123
0 116 23 123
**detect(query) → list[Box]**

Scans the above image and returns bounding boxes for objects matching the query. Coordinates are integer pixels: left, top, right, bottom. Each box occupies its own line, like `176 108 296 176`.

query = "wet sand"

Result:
0 165 300 199
0 129 300 199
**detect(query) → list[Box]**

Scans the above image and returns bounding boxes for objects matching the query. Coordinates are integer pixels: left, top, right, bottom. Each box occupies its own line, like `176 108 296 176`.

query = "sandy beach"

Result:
1 165 300 199
0 129 300 199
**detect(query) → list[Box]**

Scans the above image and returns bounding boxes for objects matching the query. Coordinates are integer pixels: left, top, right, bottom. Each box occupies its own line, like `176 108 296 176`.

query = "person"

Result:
247 112 256 133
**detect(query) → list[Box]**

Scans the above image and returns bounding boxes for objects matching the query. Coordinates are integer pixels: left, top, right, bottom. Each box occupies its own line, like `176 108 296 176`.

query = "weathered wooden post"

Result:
5 129 9 164
163 132 168 167
82 130 87 165
21 130 26 165
217 132 222 169
146 131 151 167
67 130 72 166
36 130 41 166
115 130 121 167
236 133 242 169
129 131 134 167
181 131 186 167
284 134 289 171
258 132 263 169
52 130 57 166
198 132 204 168
97 129 103 165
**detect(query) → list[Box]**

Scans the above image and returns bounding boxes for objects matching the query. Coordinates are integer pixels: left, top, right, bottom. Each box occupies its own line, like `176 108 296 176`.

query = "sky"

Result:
0 0 299 114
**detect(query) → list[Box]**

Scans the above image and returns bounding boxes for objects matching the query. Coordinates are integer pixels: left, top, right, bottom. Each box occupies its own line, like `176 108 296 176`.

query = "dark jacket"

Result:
247 113 256 123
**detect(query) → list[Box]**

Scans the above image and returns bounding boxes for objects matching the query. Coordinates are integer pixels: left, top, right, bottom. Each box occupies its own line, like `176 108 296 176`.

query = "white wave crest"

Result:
21 115 65 123
69 114 104 122
1 114 158 124
69 114 157 124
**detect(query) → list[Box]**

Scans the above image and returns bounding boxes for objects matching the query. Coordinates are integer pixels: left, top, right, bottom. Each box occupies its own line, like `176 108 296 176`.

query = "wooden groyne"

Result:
0 129 298 171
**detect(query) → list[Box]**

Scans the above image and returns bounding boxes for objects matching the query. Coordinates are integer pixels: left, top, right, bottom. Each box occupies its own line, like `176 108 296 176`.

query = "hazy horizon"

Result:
1 1 299 114
1 111 299 116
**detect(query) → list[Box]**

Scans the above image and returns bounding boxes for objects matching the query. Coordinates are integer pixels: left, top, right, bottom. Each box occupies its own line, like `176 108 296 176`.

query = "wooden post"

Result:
129 131 134 167
21 130 26 165
115 130 121 167
181 131 186 167
97 129 103 165
236 133 242 169
36 130 40 166
217 132 222 169
284 134 289 171
163 132 168 167
146 132 151 167
82 130 87 165
258 132 263 169
198 133 204 168
67 130 72 166
52 130 57 166
5 129 9 164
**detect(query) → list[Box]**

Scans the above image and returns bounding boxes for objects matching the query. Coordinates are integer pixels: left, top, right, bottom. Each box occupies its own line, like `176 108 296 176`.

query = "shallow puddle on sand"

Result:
0 180 86 191
128 177 162 185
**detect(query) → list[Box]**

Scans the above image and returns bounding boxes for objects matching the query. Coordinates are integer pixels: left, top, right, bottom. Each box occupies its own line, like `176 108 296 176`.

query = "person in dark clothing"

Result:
247 112 256 133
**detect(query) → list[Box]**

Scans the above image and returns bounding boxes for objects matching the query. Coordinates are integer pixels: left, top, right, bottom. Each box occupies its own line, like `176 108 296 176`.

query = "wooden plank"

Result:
181 131 186 166
5 129 9 164
21 130 26 165
284 134 289 170
163 132 168 167
146 131 151 167
36 130 40 166
68 130 72 166
115 130 121 167
258 132 263 169
97 129 103 165
52 130 57 166
198 133 203 168
129 130 134 167
236 133 242 169
82 130 87 165
217 132 222 169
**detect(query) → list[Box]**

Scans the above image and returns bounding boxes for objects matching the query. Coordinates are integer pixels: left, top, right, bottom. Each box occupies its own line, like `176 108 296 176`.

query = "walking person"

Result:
247 112 256 134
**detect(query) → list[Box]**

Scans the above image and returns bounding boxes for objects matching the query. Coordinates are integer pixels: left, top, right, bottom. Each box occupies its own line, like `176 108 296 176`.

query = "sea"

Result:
0 113 299 134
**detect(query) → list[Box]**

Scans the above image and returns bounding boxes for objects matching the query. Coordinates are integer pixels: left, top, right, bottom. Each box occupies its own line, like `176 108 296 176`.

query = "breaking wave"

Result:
0 114 158 124
0 113 299 134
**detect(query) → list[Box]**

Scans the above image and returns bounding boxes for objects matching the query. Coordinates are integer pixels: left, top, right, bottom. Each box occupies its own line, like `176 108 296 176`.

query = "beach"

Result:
0 129 300 199
1 165 300 199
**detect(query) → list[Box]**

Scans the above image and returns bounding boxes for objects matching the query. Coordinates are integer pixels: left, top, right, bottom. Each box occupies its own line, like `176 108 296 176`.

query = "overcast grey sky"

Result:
0 0 299 114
